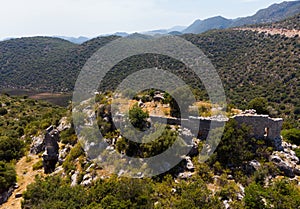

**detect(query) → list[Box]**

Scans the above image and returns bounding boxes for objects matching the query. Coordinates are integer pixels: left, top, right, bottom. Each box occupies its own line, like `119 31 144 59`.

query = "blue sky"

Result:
0 0 292 39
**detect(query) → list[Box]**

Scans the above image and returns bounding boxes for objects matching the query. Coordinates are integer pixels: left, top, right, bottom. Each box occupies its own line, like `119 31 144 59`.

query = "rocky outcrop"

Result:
58 144 72 164
71 171 80 187
30 135 44 154
270 141 300 178
42 126 59 174
57 117 71 132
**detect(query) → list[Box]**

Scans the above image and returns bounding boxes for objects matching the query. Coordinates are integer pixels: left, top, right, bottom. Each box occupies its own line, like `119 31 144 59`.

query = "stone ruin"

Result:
232 110 283 150
42 126 59 174
150 109 283 150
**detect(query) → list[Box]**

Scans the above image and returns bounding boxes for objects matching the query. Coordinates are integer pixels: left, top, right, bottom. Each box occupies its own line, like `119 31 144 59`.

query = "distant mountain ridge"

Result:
142 26 186 35
183 0 300 34
55 36 90 44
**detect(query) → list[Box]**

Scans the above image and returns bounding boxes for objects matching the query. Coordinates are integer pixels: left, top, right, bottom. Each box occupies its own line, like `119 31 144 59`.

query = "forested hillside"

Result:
184 30 300 120
0 19 299 121
0 36 118 92
254 13 300 30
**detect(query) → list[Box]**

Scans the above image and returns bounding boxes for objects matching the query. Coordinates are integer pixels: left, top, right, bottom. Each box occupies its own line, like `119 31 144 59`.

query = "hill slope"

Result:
0 36 119 92
183 30 300 115
183 0 300 34
184 16 232 34
0 20 300 119
253 13 300 30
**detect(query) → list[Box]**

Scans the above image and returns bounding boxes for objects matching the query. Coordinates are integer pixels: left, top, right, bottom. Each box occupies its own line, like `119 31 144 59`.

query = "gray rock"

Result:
185 157 195 171
0 186 14 205
86 163 96 173
270 155 282 163
52 166 64 176
223 200 230 209
81 173 95 187
81 178 93 187
58 145 72 161
57 117 71 132
227 175 234 180
30 135 44 154
293 167 300 176
71 171 79 187
249 160 261 171
178 172 193 179
277 161 295 178
13 183 19 189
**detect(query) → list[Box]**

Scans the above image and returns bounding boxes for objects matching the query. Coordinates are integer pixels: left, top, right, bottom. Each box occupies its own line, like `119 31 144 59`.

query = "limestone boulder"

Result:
30 135 45 154
57 117 71 132
71 171 79 187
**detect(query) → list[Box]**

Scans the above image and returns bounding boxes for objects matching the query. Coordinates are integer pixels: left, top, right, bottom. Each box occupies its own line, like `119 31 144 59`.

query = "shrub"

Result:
0 108 8 116
129 103 149 130
0 161 16 193
0 136 24 162
32 160 43 170
282 129 300 145
247 97 269 114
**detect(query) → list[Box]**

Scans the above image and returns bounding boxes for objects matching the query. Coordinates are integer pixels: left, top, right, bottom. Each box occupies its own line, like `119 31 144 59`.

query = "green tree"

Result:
169 86 195 118
0 136 24 162
0 108 8 116
244 179 300 209
174 178 224 208
247 97 269 115
129 103 149 130
214 119 255 167
0 161 16 193
281 128 300 145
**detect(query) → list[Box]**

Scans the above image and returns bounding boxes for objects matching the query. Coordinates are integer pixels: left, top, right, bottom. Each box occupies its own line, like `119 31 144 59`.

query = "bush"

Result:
0 136 24 162
247 97 269 114
282 129 300 145
32 160 43 170
0 161 16 193
214 119 255 167
62 143 84 173
0 108 8 116
294 148 300 159
244 179 300 208
129 103 149 130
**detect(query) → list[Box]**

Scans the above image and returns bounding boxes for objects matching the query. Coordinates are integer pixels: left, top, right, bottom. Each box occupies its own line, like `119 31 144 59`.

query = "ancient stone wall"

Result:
150 110 283 150
150 115 226 140
232 113 283 150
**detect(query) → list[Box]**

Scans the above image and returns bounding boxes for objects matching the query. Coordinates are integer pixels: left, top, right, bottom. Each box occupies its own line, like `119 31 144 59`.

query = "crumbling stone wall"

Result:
149 110 283 150
150 115 226 140
42 126 59 174
232 112 283 150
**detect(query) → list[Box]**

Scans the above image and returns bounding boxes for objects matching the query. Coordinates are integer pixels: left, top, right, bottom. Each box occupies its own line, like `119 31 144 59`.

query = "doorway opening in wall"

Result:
264 127 269 138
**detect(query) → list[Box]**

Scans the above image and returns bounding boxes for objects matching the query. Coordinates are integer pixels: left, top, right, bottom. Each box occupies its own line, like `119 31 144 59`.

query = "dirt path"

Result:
235 27 300 38
1 155 43 209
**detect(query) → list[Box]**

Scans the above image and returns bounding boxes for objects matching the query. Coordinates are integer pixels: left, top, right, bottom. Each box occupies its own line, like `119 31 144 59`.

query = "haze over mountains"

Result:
43 0 300 43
